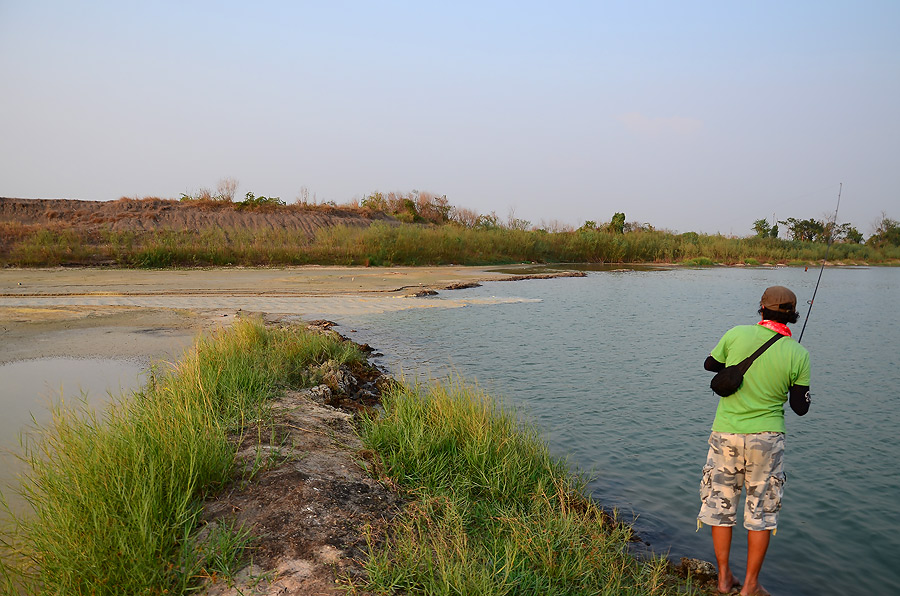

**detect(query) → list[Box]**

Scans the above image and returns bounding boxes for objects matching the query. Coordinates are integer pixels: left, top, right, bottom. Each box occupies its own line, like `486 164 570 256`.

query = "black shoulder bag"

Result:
710 333 783 397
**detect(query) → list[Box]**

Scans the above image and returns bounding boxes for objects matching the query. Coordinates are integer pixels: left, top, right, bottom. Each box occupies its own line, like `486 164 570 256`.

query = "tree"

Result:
506 206 531 230
623 220 654 233
361 191 387 211
779 217 825 242
838 223 863 244
752 219 771 238
475 212 501 230
867 213 900 247
416 192 452 224
608 212 626 234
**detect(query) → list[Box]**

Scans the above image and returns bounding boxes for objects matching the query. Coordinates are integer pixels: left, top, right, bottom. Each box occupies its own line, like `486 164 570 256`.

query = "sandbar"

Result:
0 266 516 364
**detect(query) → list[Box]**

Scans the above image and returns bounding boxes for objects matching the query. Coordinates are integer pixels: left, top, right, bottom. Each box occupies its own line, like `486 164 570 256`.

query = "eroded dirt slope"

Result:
0 197 396 237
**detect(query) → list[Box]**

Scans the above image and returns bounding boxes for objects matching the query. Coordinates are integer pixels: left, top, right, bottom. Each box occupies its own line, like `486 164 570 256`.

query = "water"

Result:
0 358 148 516
342 266 900 596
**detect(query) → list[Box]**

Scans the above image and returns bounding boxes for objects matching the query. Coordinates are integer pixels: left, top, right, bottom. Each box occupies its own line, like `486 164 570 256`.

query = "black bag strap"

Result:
735 333 783 374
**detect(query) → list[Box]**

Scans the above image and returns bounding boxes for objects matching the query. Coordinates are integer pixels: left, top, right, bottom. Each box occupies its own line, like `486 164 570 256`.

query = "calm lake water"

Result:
343 266 900 596
0 358 148 516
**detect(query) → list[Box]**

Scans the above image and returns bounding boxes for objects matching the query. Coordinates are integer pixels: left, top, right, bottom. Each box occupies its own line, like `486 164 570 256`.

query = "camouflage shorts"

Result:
698 432 786 531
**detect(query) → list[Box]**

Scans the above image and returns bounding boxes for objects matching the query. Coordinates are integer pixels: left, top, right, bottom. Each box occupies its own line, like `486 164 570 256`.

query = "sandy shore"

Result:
0 266 515 364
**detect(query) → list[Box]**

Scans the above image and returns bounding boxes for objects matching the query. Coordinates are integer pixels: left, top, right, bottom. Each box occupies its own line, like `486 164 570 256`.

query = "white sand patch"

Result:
0 294 540 318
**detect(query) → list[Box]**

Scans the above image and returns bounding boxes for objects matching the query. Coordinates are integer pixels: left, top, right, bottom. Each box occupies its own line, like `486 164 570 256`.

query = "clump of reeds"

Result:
354 380 700 595
0 319 363 595
3 220 897 268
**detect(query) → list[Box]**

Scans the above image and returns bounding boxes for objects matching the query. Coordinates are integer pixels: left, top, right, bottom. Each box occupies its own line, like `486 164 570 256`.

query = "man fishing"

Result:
698 286 811 596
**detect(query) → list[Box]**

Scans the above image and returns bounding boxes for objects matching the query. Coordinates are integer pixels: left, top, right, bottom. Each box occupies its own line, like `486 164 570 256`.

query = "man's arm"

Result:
789 385 811 416
704 355 725 372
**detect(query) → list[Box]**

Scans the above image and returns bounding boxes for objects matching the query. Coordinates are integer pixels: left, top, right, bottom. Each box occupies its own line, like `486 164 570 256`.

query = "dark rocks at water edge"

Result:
676 557 718 587
494 271 588 282
406 271 587 297
405 289 439 297
440 281 483 290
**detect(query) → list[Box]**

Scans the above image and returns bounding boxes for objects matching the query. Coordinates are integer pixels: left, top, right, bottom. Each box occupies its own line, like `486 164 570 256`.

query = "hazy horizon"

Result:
2 2 898 236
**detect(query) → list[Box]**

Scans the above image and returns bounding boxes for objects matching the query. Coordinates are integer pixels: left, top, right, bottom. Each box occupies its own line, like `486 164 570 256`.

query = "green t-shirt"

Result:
709 324 811 434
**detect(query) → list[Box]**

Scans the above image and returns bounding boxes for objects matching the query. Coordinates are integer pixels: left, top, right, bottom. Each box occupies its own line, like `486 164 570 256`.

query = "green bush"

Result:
682 257 716 266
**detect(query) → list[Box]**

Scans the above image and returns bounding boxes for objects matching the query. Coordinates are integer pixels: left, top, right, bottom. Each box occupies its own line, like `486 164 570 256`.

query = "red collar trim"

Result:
758 320 792 337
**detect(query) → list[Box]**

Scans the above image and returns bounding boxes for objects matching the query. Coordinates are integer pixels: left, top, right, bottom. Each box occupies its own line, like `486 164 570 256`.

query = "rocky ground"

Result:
198 323 400 594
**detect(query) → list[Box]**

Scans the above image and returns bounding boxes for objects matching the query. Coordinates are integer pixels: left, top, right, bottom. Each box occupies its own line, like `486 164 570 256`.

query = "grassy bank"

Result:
2 320 708 595
3 221 898 267
353 380 703 595
0 320 364 594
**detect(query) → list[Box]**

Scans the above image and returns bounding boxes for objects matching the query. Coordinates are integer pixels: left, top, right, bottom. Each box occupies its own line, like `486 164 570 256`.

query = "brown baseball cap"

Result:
760 285 797 312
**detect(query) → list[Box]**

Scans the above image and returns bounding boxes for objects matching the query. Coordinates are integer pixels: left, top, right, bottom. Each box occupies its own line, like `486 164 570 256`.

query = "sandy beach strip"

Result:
0 265 535 364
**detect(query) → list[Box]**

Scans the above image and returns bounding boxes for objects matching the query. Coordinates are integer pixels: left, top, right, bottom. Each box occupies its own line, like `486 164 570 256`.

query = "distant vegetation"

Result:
2 182 899 267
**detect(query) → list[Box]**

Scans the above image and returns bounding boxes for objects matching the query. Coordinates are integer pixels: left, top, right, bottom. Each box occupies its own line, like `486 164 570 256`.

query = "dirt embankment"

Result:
0 197 397 237
197 318 718 595
198 318 400 595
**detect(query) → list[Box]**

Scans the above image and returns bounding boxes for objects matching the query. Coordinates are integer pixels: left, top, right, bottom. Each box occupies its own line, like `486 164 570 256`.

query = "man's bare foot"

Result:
739 584 771 596
717 571 741 594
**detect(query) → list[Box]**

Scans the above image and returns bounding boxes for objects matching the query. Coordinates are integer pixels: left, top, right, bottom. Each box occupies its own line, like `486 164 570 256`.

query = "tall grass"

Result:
0 320 363 595
355 380 701 595
3 221 898 267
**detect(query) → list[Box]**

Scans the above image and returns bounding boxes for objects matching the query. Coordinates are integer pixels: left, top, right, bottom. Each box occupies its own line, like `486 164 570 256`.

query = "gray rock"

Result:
301 384 332 404
679 557 716 581
316 360 357 394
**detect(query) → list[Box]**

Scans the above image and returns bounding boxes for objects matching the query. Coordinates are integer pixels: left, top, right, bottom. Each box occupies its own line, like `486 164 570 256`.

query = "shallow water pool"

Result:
0 357 148 516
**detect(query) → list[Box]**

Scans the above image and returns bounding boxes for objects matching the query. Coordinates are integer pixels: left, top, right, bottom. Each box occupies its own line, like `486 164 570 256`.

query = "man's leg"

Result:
699 433 744 593
740 529 771 596
741 433 783 596
711 525 740 593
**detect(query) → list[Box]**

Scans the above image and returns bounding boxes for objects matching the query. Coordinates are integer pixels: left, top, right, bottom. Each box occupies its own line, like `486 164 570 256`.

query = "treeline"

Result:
176 178 900 246
3 219 898 268
3 184 899 267
753 213 899 247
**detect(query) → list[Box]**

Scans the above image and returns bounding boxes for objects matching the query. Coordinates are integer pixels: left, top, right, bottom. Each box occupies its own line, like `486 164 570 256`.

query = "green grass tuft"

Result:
682 257 716 267
354 380 699 595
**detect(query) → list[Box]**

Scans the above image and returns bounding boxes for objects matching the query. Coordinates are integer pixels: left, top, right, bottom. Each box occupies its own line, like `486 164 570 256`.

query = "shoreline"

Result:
0 265 584 365
0 266 719 593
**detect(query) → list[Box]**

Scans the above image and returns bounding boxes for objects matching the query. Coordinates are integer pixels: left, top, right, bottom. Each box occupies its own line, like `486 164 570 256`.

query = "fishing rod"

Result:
797 182 842 343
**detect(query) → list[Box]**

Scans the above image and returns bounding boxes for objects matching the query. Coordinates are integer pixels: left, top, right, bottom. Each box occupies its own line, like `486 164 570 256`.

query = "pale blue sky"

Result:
2 1 897 235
